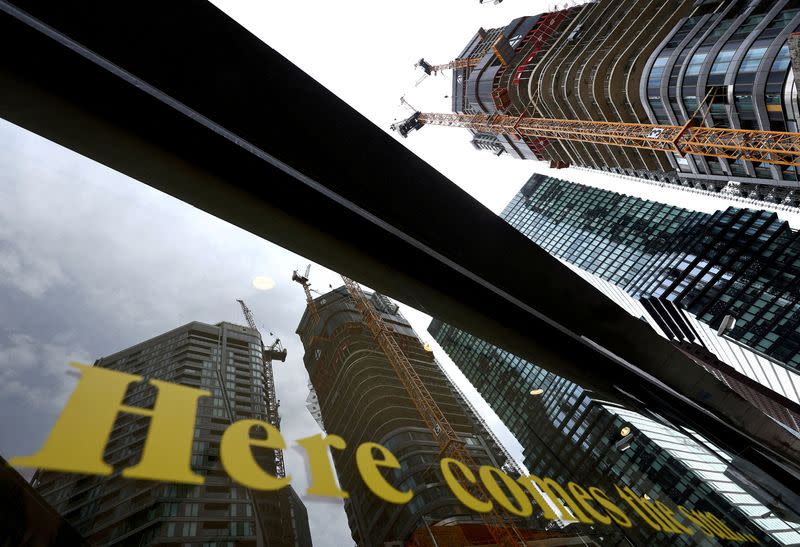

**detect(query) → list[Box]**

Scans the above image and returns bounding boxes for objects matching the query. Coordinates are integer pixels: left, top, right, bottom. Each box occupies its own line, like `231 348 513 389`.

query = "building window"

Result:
771 45 790 73
740 46 767 72
710 49 734 75
686 52 707 76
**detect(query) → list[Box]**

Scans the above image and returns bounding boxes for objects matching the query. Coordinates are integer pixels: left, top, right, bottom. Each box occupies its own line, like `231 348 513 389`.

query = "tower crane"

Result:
416 57 480 76
292 264 320 323
236 299 287 478
339 276 526 547
392 110 800 168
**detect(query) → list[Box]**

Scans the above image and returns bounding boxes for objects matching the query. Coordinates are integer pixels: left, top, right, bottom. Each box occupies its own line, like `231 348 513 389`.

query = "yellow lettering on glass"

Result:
654 500 692 535
617 486 672 531
297 433 348 498
523 475 593 523
568 482 611 525
356 442 412 504
220 420 291 490
479 466 532 517
588 486 632 527
11 363 208 484
440 457 492 513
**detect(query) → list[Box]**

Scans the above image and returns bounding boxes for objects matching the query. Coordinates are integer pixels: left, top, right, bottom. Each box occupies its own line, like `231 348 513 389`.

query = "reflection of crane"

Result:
392 110 800 168
340 276 525 547
236 299 287 478
292 264 320 323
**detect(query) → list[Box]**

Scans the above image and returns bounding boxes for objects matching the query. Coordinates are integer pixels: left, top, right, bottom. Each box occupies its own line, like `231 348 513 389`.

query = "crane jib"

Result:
416 112 800 167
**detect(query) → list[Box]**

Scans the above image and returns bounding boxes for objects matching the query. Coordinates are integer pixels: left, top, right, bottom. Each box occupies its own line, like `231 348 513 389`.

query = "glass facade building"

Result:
501 175 800 408
30 321 311 547
428 320 800 546
643 0 800 191
508 175 800 358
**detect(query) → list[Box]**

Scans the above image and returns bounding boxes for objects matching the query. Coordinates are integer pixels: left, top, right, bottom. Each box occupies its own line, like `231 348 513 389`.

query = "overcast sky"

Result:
3 1 800 546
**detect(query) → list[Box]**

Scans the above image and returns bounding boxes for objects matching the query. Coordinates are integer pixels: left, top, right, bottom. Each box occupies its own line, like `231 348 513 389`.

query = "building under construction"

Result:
400 0 800 206
31 320 312 547
295 285 598 547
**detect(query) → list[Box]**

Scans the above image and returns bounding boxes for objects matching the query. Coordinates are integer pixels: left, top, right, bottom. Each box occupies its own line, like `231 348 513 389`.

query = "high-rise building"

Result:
421 0 800 206
428 320 800 546
295 287 538 546
31 321 311 547
500 174 800 428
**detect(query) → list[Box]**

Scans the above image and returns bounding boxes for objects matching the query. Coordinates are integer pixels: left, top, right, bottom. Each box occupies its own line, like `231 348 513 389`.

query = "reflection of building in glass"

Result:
296 288 530 546
428 321 800 545
31 321 311 546
501 174 800 430
442 0 800 205
608 407 800 545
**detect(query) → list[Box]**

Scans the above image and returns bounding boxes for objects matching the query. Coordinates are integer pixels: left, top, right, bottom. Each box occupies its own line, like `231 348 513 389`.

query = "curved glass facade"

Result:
643 0 800 185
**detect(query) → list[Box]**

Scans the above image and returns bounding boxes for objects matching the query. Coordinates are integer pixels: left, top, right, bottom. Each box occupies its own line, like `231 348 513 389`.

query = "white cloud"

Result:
0 332 86 411
0 243 67 299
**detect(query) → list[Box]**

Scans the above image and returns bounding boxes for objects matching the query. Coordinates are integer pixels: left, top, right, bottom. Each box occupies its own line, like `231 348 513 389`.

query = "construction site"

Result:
395 0 800 207
292 269 623 547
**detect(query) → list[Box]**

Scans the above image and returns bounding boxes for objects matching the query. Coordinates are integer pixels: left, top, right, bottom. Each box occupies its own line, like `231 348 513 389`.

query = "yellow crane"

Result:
339 276 526 547
236 299 287 478
292 264 320 324
392 110 800 168
416 57 481 75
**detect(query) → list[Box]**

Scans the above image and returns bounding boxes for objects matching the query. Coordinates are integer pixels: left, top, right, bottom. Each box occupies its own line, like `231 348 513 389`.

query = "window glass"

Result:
2 5 800 547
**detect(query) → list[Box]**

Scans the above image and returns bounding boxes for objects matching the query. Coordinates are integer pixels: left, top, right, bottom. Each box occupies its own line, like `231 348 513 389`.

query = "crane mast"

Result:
340 276 525 547
292 264 320 324
393 111 800 168
236 299 287 479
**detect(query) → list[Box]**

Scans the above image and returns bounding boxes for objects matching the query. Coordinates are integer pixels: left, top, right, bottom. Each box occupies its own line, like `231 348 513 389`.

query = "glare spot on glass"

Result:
253 276 276 290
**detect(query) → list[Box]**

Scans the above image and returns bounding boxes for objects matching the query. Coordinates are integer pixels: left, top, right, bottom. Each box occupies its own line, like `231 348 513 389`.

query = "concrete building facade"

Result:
295 288 515 546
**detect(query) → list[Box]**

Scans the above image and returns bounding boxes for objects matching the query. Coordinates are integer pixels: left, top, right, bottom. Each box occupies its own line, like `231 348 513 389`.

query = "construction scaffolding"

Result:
509 9 571 86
